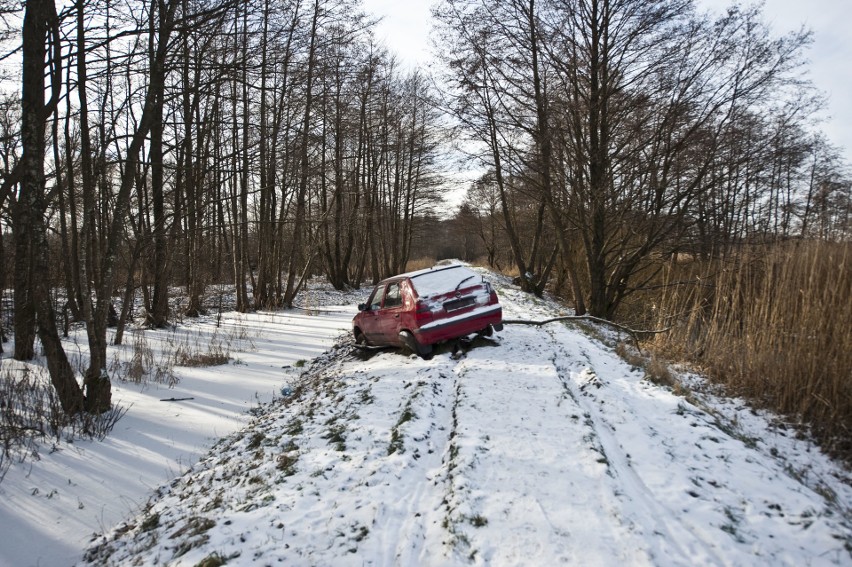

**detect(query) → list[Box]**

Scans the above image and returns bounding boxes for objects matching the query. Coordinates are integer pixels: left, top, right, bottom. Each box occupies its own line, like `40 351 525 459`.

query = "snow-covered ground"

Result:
0 287 358 567
2 270 851 566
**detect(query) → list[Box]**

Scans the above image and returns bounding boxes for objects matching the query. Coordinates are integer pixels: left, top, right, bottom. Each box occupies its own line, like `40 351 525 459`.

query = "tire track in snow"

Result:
441 323 654 565
80 278 852 566
545 324 727 566
321 352 460 566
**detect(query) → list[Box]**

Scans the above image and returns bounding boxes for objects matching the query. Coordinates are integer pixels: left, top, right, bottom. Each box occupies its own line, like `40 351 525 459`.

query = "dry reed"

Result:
405 257 437 272
649 240 851 461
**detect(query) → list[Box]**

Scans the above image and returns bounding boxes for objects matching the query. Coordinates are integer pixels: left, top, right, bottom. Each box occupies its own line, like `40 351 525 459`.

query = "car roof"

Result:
377 263 465 285
377 264 482 297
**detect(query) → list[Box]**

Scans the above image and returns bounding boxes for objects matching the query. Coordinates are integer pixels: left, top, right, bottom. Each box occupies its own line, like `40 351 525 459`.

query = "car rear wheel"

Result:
400 330 433 359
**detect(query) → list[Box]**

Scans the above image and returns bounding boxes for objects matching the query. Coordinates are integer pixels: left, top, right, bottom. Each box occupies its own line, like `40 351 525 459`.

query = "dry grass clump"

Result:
649 240 851 460
405 257 437 272
615 343 678 391
0 365 128 482
172 340 229 368
109 330 179 386
110 323 253 387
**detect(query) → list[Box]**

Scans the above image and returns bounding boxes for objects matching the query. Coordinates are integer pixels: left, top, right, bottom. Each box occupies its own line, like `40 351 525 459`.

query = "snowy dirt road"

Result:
80 274 852 566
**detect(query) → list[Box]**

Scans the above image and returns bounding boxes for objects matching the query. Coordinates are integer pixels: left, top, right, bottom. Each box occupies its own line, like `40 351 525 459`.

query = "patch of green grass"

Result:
353 525 369 542
285 418 303 436
173 535 211 558
813 482 837 503
247 432 265 450
712 417 759 449
323 425 346 451
388 405 416 455
449 442 459 465
140 512 160 532
720 506 746 543
202 493 223 513
195 552 228 567
388 429 403 455
170 516 215 540
277 454 298 476
398 408 415 425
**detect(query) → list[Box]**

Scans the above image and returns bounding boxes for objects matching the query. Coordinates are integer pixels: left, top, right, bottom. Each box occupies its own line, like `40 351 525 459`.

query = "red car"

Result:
353 265 503 357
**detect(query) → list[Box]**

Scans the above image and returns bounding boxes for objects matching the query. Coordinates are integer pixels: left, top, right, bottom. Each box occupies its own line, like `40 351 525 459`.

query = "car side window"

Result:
369 287 384 310
384 282 402 308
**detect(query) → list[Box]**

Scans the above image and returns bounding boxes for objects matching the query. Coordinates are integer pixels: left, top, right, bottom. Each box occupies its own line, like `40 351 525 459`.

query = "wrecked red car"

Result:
353 265 503 357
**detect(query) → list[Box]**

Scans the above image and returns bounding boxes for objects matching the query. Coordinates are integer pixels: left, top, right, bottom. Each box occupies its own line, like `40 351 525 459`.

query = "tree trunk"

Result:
283 0 320 306
12 211 35 360
17 0 84 412
82 0 179 412
148 48 169 327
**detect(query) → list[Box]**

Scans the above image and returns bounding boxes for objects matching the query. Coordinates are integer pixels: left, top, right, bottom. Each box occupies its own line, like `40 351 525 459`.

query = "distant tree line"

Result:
0 0 443 412
434 0 851 317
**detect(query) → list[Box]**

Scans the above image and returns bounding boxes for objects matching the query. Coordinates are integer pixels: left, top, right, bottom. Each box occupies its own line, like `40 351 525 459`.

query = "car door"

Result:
358 285 387 344
377 281 405 346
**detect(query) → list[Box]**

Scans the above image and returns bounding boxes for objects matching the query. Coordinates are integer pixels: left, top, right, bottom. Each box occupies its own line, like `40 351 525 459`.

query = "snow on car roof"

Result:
407 265 482 297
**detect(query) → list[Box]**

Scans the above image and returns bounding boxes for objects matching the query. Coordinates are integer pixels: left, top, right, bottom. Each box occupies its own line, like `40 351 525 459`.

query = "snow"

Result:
0 298 357 567
418 303 501 331
380 262 485 299
1 271 851 567
409 265 483 297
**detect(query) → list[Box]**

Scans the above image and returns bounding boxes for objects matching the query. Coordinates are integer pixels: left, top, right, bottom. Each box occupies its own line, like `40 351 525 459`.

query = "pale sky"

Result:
362 0 852 164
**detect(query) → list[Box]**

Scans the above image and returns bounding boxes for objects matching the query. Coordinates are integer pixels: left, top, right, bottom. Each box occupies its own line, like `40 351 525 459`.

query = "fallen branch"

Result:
502 315 670 353
291 305 350 315
159 397 195 402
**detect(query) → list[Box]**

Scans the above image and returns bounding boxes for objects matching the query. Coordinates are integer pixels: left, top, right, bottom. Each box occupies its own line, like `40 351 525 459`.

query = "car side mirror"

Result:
358 303 368 311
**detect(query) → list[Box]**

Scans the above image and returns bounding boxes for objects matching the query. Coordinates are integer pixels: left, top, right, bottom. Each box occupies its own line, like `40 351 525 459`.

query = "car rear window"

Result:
410 266 482 297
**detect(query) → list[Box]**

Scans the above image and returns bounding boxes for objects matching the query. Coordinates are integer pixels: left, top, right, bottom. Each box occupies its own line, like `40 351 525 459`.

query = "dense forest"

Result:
0 0 849 449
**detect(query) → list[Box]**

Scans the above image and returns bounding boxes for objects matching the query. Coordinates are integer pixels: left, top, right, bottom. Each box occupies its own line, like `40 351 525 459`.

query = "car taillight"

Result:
485 282 498 304
415 301 434 324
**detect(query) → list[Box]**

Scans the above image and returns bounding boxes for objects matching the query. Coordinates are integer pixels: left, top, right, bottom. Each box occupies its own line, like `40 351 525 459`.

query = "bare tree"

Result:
436 0 816 318
434 0 556 296
14 0 83 412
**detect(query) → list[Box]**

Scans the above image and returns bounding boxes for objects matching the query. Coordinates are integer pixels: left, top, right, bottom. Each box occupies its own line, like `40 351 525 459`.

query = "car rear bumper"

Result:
414 304 502 345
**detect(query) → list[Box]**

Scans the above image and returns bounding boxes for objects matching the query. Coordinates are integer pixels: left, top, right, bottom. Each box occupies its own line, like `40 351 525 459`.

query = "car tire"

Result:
400 330 433 359
354 329 368 347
